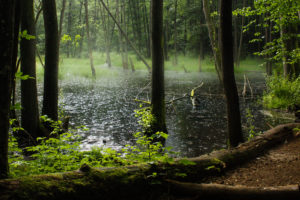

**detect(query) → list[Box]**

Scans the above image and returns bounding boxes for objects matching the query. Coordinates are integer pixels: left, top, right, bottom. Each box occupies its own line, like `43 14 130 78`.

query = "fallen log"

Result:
167 179 300 200
0 123 299 200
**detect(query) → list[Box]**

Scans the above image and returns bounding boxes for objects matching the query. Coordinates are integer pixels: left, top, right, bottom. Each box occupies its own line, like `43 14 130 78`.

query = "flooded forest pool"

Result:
55 70 291 157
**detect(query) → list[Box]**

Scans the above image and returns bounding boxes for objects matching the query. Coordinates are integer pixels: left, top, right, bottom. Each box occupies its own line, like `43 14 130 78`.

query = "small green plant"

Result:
245 108 261 140
205 158 226 172
134 104 155 133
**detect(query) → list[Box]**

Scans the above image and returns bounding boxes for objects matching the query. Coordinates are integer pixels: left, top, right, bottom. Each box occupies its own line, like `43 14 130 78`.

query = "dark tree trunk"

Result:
11 0 21 110
236 0 246 67
58 0 66 44
122 2 129 70
117 0 128 70
84 0 96 79
78 1 85 58
98 0 112 68
173 0 178 65
20 0 43 144
142 0 151 58
151 0 167 138
0 0 15 179
220 0 243 147
42 0 59 121
66 1 72 58
149 0 153 58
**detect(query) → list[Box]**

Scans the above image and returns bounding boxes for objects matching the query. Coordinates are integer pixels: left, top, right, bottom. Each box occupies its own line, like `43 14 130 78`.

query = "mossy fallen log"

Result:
167 179 300 200
0 123 299 200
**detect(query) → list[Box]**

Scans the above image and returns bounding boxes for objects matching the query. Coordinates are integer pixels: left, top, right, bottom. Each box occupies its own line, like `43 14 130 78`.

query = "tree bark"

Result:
20 0 43 144
220 0 243 147
78 1 85 58
236 0 246 68
84 0 96 79
0 0 15 179
0 123 298 198
42 0 59 121
98 0 112 68
58 0 66 44
173 0 178 65
66 1 72 58
202 0 222 81
151 0 167 138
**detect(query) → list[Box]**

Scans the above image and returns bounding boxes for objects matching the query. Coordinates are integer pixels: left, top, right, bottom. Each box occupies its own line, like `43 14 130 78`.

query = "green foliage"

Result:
61 34 72 43
240 0 300 65
15 71 34 80
246 108 261 140
8 114 176 177
134 105 155 132
263 75 300 109
19 30 36 40
205 158 226 172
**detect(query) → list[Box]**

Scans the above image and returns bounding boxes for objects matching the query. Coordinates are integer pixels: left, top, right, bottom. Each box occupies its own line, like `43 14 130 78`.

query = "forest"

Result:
0 0 300 199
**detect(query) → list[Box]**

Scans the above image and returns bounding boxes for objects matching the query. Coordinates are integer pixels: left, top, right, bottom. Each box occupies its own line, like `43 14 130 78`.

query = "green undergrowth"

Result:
8 107 178 178
262 75 300 110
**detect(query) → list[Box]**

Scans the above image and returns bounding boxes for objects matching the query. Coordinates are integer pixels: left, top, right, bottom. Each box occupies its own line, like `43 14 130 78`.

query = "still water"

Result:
58 69 289 157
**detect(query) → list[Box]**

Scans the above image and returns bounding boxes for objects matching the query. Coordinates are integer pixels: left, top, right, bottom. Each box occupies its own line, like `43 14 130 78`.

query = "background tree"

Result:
220 0 244 147
42 0 59 121
84 0 96 78
0 0 16 179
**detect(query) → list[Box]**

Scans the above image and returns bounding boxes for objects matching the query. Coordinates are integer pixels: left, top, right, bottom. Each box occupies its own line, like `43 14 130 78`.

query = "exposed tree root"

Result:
167 179 300 200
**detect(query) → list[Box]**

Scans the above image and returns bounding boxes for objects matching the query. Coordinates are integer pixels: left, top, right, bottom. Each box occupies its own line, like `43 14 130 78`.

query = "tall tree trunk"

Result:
142 0 151 58
122 2 129 70
202 0 222 81
9 0 21 143
173 0 178 65
58 0 66 44
0 0 15 179
236 0 246 67
20 0 43 144
116 0 127 70
66 1 72 58
84 0 96 79
233 14 238 64
149 0 153 58
220 0 243 147
151 0 167 139
42 0 59 121
164 7 170 61
78 1 84 58
98 0 112 68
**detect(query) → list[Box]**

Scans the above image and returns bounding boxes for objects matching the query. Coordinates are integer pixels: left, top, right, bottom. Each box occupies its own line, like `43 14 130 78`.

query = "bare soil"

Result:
205 137 300 187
